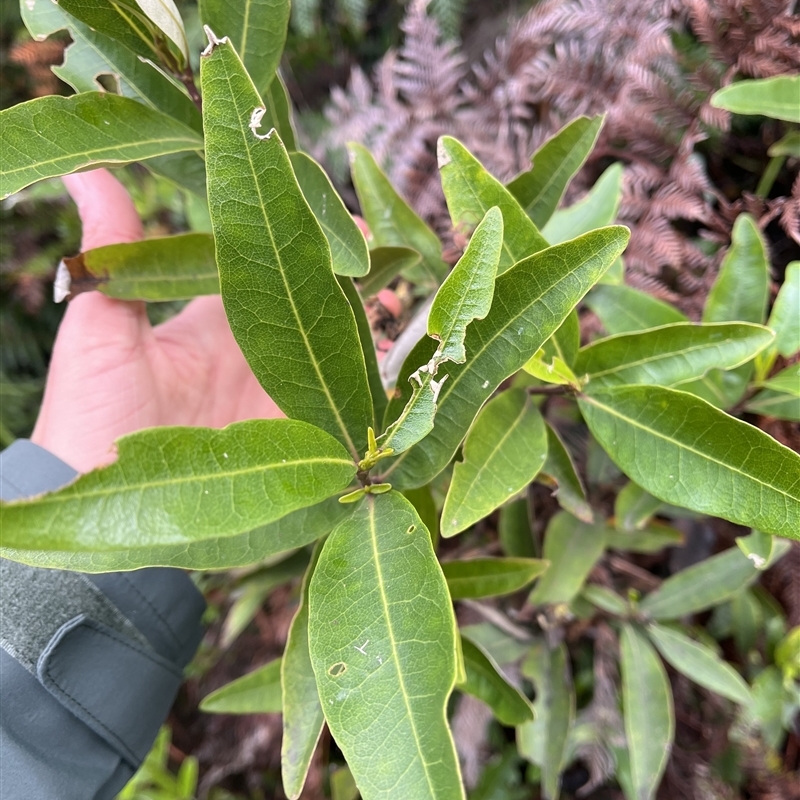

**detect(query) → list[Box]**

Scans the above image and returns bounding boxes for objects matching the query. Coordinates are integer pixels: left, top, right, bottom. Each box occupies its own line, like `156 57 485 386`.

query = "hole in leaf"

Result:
328 662 347 677
407 524 416 534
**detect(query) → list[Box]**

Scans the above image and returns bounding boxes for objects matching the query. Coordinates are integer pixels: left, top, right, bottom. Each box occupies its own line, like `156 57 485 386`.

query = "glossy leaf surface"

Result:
585 284 687 335
647 623 752 705
60 233 218 301
539 424 593 523
349 143 446 285
428 207 503 364
576 323 773 388
291 152 370 278
200 658 282 714
439 136 548 273
442 390 547 536
507 115 603 227
383 226 630 489
0 93 202 199
199 0 289 92
620 625 674 800
579 386 800 539
202 40 372 457
282 542 325 799
529 512 607 605
711 76 800 122
0 421 355 555
135 0 188 59
458 637 533 726
442 558 549 600
308 492 464 800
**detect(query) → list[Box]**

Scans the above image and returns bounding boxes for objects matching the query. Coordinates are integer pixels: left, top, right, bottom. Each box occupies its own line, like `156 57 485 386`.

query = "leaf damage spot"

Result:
249 107 276 141
354 640 369 654
747 553 767 568
328 662 347 677
201 25 228 56
55 255 107 302
406 524 416 534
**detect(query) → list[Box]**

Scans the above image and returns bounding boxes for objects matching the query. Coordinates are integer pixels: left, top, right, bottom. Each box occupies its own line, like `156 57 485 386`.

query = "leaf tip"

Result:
201 25 228 56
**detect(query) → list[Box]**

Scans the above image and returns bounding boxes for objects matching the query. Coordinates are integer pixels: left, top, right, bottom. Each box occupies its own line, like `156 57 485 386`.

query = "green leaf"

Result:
360 246 422 297
735 529 775 571
458 636 533 726
2 495 351 572
711 76 800 123
135 0 188 60
542 309 580 368
308 492 464 800
461 624 530 666
498 499 536 558
57 0 162 61
202 39 373 457
0 93 202 199
523 349 580 387
349 143 446 286
331 767 360 800
428 207 503 365
282 542 325 800
200 658 282 714
507 115 604 228
647 623 752 705
639 533 790 620
585 284 687 335
576 322 773 389
769 131 800 157
542 163 623 245
582 585 628 615
528 512 607 605
441 389 547 536
0 420 356 557
767 262 800 358
518 640 575 800
620 624 674 800
291 152 369 278
402 485 439 546
746 372 800 421
262 72 297 150
441 557 549 600
438 136 548 274
337 276 387 429
59 233 217 301
199 0 290 93
382 227 630 489
615 481 662 532
579 386 800 539
539 423 593 523
606 523 683 554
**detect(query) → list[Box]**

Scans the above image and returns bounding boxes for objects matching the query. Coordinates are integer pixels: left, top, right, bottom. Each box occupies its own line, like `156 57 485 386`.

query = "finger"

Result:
63 169 143 250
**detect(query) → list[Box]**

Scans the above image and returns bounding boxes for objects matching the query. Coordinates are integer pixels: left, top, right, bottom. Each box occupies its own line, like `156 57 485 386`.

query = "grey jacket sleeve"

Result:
0 440 206 800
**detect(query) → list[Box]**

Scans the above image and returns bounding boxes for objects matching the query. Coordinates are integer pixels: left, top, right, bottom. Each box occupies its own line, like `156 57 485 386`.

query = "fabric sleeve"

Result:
0 439 206 800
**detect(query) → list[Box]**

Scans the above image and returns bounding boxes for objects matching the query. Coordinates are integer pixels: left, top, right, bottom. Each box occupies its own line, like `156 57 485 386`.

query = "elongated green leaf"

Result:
2 495 350 572
539 423 593 523
262 72 297 149
615 481 662 532
746 366 800 421
442 390 547 536
620 624 674 800
507 115 604 228
21 0 201 132
582 585 628 615
458 637 533 726
576 323 773 389
640 533 790 620
292 152 369 278
202 39 372 457
337 276 386 429
135 0 188 59
382 227 630 489
349 143 446 286
439 136 548 274
60 233 217 301
518 640 574 800
462 624 530 666
499 499 536 558
529 512 607 605
199 0 289 93
0 93 202 199
428 207 503 365
647 623 752 705
542 163 623 245
57 0 161 60
308 492 464 800
585 284 687 335
607 523 683 554
442 557 549 600
711 76 800 123
360 246 421 297
0 420 355 556
200 658 282 714
579 385 800 539
542 310 580 368
379 367 446 455
282 542 325 799
767 262 800 358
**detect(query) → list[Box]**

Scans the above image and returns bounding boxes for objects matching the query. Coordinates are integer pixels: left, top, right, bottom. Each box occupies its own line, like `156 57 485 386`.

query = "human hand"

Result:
32 169 281 473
